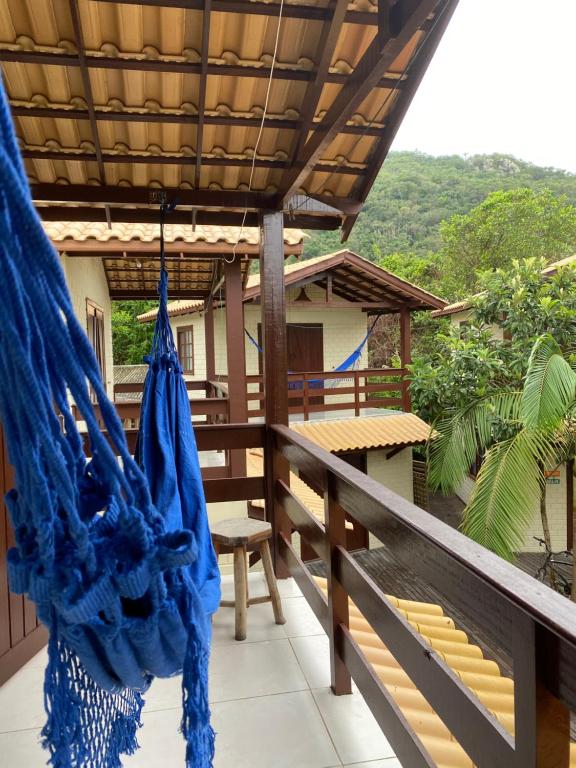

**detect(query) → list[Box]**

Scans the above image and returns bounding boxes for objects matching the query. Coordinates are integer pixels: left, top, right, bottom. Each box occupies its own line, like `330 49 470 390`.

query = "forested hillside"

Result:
303 152 576 261
112 152 576 364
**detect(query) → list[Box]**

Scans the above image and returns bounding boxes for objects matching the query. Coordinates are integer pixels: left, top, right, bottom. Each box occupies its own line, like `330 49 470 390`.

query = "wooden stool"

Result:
211 518 286 641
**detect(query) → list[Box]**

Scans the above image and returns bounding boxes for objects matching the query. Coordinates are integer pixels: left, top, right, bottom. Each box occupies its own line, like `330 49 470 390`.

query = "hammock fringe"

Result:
42 623 144 768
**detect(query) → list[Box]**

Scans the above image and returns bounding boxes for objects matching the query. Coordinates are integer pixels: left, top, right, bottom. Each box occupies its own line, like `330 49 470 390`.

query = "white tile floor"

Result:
0 574 400 768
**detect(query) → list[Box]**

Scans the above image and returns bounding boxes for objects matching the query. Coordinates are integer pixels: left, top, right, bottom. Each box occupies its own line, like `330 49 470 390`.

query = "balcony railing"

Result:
109 378 231 424
243 367 410 418
80 417 576 765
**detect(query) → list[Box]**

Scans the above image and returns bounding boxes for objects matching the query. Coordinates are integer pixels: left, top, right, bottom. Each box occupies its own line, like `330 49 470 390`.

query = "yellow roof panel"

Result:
290 413 433 453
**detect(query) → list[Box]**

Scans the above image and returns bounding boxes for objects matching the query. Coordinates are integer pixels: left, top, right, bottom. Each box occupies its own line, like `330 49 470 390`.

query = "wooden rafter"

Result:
342 0 458 239
10 104 391 138
68 0 111 226
194 0 212 191
280 0 349 190
0 49 403 90
276 0 441 202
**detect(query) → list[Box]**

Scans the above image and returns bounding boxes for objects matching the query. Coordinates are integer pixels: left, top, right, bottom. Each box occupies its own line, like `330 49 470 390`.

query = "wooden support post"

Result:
225 257 247 477
567 458 574 551
354 370 360 417
513 616 570 767
204 295 216 382
399 307 412 413
325 471 352 695
260 210 290 577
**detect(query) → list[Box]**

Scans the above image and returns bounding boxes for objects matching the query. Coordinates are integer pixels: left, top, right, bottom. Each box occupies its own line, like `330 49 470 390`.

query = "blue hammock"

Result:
245 315 379 388
0 77 219 768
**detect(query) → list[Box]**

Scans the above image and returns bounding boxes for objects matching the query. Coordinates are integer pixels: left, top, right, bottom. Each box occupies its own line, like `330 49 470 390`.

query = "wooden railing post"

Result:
325 470 352 696
513 616 570 767
354 370 360 416
303 373 309 421
260 210 290 577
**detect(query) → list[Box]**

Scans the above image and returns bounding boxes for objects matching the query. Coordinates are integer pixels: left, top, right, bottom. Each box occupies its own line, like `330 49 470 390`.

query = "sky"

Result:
392 0 576 173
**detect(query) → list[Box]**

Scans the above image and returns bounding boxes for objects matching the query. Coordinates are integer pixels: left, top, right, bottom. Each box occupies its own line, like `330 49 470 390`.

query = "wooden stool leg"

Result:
261 540 285 625
233 546 248 641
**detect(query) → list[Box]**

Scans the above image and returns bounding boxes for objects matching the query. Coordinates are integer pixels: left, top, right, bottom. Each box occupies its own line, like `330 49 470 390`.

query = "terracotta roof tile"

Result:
45 221 305 246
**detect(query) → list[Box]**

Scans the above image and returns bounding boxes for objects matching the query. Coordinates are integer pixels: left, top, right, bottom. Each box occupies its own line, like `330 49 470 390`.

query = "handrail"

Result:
114 379 208 395
271 423 576 767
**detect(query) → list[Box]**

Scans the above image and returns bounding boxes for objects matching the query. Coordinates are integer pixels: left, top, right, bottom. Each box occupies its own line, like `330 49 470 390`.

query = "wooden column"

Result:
224 257 247 477
567 458 574 551
204 295 216 383
260 210 290 577
399 307 412 413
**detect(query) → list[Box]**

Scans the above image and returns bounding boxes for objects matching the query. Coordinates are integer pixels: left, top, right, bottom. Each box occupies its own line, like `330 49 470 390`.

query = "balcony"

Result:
4 418 576 766
111 367 409 428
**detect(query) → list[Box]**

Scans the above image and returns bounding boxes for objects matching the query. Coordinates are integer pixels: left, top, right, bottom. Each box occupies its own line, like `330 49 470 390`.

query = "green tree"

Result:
427 336 576 597
304 152 576 262
112 301 155 365
439 189 576 295
409 258 576 424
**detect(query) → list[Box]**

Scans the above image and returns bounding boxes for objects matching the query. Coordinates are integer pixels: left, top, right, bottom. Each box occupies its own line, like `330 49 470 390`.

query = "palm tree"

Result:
428 335 576 595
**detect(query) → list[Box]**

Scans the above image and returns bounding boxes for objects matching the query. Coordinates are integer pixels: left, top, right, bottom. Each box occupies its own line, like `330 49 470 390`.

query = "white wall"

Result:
168 283 369 397
449 309 504 341
366 447 413 549
61 254 114 397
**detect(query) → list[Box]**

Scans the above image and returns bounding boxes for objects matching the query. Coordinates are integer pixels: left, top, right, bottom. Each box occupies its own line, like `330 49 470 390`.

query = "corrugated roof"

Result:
246 449 353 529
0 0 459 236
432 254 576 318
46 222 305 247
113 364 149 385
290 412 432 452
314 577 534 768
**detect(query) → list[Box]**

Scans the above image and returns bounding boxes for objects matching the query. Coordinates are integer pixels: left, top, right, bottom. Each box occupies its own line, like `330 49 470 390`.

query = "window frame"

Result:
86 298 106 382
177 324 195 374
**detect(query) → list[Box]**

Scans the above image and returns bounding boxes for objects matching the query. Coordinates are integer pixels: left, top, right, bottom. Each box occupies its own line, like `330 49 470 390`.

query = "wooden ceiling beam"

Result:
276 0 441 202
341 0 458 240
194 0 211 193
91 0 381 25
10 104 389 138
32 183 276 208
0 50 403 89
68 0 111 226
21 148 366 176
36 206 342 230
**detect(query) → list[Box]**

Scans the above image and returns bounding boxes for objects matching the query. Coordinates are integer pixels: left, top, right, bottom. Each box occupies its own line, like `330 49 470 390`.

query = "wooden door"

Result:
257 323 324 410
286 324 324 408
0 428 47 685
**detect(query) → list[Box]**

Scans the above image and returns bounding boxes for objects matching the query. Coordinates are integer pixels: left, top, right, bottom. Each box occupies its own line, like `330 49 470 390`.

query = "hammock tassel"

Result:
181 620 216 767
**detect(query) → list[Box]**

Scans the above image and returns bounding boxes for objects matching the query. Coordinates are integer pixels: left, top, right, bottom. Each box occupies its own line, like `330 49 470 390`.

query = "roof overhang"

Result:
0 0 459 238
245 250 446 311
51 221 304 299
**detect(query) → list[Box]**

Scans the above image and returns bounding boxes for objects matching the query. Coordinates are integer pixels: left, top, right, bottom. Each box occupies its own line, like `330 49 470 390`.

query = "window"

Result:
177 326 194 373
86 299 106 379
